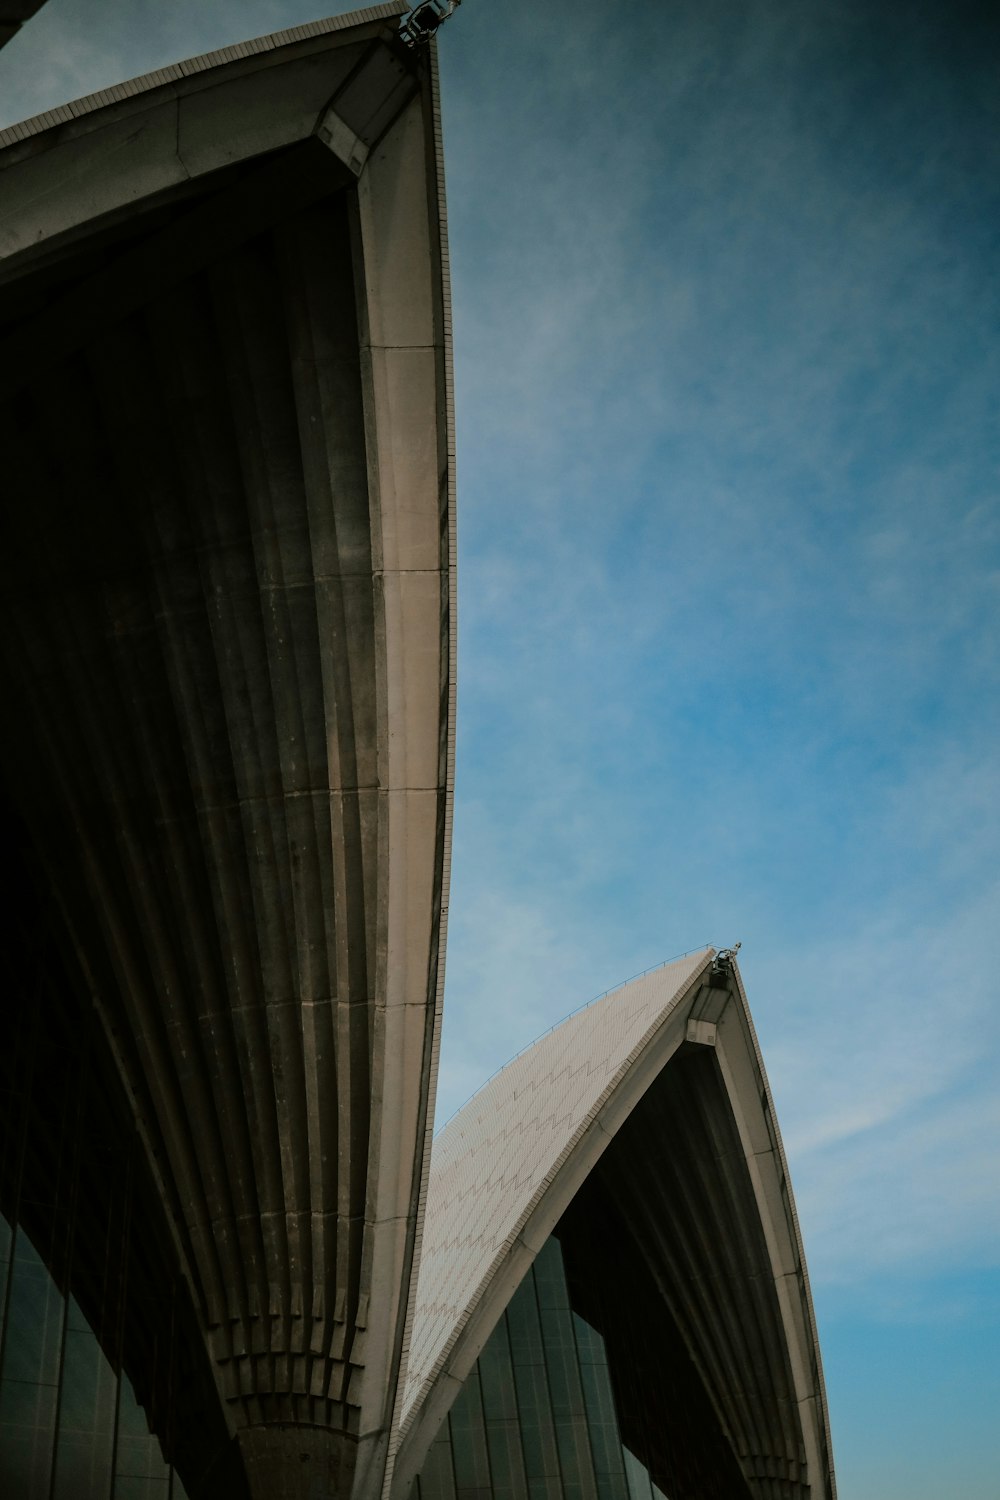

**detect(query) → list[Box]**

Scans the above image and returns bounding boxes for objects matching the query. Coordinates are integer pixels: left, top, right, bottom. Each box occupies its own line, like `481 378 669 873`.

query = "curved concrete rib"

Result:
390 952 835 1500
0 10 454 1498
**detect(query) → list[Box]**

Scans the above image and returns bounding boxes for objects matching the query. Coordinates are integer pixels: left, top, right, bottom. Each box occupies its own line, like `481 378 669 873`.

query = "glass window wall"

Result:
411 1238 667 1500
0 913 219 1500
0 1214 185 1500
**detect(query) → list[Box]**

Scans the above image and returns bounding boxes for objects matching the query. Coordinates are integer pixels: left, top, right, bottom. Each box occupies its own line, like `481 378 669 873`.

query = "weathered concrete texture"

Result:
0 11 453 1500
237 1425 358 1500
391 954 836 1500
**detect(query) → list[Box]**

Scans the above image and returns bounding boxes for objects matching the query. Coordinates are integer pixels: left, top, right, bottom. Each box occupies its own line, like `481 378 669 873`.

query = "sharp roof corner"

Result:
400 946 715 1429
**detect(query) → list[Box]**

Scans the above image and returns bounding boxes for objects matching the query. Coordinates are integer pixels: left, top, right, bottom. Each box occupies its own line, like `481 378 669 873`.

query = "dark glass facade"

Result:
409 1237 668 1500
0 823 241 1499
0 1213 184 1499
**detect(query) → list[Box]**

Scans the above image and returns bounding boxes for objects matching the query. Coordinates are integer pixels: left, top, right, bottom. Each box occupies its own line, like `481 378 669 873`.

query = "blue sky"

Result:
2 2 998 1496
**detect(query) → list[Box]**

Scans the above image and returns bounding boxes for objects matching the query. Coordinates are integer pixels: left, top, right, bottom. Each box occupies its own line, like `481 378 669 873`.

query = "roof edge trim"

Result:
0 3 409 152
722 961 838 1499
435 944 718 1135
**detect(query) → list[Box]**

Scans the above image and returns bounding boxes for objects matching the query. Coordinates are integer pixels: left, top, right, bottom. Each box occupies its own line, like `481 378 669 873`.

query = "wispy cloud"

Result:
438 0 1000 1326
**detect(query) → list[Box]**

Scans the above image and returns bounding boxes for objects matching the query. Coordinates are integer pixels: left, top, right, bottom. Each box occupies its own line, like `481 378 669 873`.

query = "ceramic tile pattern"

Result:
402 949 713 1422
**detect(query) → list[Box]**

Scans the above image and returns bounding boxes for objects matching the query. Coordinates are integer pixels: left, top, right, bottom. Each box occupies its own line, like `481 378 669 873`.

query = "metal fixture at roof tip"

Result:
709 942 741 988
399 0 462 48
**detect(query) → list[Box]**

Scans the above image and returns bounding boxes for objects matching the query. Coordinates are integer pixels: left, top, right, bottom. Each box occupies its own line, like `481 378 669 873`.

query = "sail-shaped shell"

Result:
0 9 454 1497
392 952 835 1500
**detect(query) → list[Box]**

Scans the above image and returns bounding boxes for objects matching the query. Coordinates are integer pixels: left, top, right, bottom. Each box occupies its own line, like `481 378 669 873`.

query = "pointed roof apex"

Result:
399 947 715 1430
390 947 836 1500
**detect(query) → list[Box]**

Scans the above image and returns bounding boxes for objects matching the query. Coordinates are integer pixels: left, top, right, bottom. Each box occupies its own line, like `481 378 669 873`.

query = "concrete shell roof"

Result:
391 950 837 1500
0 9 455 1494
399 948 715 1425
0 4 407 148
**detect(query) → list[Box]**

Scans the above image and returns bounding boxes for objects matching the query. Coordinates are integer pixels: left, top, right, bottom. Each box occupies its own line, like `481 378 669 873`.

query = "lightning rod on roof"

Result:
399 0 462 49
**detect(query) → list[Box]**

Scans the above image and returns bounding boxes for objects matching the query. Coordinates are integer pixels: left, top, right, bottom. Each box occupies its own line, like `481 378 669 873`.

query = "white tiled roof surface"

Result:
401 948 713 1424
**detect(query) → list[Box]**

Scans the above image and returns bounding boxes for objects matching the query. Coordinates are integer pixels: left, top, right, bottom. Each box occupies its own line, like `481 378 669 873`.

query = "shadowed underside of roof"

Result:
391 954 836 1500
0 10 454 1499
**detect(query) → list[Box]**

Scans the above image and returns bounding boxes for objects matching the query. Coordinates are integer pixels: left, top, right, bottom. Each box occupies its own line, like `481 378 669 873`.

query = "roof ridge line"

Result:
434 942 715 1133
0 3 409 150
